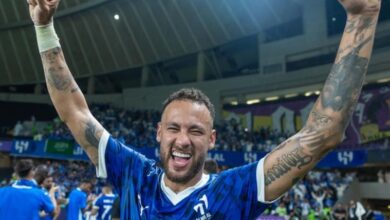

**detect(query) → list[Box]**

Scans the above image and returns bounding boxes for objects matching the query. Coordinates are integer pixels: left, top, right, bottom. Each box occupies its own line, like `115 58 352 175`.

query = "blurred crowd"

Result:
0 159 102 198
1 158 387 220
10 105 389 152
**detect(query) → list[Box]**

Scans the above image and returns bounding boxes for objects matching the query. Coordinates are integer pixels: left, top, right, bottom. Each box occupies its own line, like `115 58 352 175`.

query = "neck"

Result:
163 171 204 193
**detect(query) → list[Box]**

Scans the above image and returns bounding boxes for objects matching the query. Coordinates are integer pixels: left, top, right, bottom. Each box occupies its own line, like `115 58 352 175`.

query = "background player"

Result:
66 180 94 220
0 159 58 220
91 184 117 220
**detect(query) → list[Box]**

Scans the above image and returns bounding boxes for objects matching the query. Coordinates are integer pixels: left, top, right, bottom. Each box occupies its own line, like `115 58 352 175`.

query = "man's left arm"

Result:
262 0 381 201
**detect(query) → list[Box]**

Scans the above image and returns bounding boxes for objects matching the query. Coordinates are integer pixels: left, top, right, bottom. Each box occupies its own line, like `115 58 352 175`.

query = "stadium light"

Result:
230 101 238 106
246 99 260 105
285 93 298 98
265 96 279 101
377 77 390 83
114 14 120 20
314 90 321 95
304 92 313 97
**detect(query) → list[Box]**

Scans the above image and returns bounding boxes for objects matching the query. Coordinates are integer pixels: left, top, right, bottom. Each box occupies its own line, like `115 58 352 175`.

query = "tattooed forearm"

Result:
265 146 312 186
320 14 376 130
41 47 73 92
321 41 369 112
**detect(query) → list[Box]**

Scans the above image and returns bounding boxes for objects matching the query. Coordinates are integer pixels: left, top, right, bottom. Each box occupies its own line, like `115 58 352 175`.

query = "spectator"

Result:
332 203 347 220
67 180 94 220
0 159 58 220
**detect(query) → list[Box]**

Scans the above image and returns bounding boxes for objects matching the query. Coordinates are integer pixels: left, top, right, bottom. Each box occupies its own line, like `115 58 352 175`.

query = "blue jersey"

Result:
93 194 117 220
67 188 87 220
97 132 269 220
40 188 54 220
0 179 54 220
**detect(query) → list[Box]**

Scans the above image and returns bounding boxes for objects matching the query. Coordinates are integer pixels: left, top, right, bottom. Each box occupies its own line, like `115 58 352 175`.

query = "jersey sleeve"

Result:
80 193 87 210
92 196 101 210
40 190 55 214
216 157 272 218
96 130 157 194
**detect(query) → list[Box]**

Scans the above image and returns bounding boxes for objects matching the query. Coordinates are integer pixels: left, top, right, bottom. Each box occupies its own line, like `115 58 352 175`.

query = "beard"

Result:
161 148 206 184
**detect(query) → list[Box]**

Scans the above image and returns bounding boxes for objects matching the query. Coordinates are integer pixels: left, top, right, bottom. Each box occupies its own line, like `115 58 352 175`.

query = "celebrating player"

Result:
27 0 382 219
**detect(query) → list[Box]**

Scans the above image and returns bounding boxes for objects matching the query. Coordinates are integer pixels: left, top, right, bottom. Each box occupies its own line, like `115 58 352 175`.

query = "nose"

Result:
175 131 191 148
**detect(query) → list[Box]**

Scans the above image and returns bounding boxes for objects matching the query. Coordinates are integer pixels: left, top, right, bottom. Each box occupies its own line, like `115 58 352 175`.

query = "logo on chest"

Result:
193 195 212 220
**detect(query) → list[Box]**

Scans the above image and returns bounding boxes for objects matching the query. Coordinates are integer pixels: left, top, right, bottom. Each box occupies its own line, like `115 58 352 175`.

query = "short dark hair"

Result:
15 159 34 178
34 164 49 185
162 88 215 123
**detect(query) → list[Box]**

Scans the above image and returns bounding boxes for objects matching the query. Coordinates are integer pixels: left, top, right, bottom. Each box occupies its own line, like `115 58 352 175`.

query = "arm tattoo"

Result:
321 16 375 127
85 121 99 147
266 111 334 186
41 47 73 92
265 146 312 186
84 120 101 165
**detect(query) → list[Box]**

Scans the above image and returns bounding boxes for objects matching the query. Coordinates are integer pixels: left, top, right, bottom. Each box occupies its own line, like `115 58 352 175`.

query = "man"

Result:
28 0 381 219
34 164 63 220
67 180 93 220
0 159 58 220
91 185 117 220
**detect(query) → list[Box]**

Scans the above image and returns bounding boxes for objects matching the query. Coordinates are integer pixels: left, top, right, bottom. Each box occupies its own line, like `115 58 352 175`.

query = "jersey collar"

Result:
13 179 37 188
160 173 210 206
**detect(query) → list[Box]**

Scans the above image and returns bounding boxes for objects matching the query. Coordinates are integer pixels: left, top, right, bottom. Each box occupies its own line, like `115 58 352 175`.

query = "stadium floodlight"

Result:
304 92 313 97
377 77 390 83
246 99 260 105
314 91 321 95
265 96 279 101
230 101 238 106
285 93 298 98
114 14 120 20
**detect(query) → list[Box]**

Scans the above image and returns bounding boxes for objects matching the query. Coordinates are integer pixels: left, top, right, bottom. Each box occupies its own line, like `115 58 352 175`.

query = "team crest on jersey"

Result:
194 195 212 220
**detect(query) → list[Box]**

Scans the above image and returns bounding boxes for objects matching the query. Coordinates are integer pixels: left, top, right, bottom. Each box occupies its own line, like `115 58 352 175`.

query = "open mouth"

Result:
171 150 192 168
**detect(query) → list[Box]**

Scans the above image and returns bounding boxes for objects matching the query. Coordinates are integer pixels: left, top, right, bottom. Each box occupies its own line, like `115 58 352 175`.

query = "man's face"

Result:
81 183 92 194
157 100 216 184
42 177 53 190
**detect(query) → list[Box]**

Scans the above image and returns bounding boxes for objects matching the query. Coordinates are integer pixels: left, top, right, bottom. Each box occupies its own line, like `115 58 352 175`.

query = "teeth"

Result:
172 151 191 158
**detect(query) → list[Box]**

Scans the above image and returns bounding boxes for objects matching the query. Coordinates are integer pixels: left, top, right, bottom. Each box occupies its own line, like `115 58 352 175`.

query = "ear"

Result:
208 129 217 150
156 122 162 143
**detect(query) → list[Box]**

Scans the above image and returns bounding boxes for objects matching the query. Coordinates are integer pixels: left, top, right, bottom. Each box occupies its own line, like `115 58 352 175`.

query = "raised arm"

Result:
28 0 104 165
263 0 381 201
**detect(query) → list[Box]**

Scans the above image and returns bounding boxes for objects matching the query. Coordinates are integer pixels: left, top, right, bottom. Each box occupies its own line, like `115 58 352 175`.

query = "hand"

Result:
338 0 381 16
28 0 60 25
49 183 59 195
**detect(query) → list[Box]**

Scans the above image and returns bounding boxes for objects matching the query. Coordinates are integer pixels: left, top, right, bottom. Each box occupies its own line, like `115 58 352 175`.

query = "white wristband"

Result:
35 23 61 52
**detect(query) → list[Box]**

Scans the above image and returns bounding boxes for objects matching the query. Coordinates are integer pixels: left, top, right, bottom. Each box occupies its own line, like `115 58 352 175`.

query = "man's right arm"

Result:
40 47 103 166
28 0 103 165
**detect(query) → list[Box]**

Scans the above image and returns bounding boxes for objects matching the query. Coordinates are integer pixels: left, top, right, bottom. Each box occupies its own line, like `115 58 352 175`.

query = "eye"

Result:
167 126 179 132
190 129 203 136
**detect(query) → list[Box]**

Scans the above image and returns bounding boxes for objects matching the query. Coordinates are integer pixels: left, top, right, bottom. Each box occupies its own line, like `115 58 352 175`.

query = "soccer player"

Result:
0 159 58 220
66 180 93 220
91 185 117 220
34 164 61 220
28 0 381 219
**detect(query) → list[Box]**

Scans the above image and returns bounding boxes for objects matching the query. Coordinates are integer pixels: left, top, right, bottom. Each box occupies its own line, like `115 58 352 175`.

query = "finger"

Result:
36 0 44 4
27 0 37 6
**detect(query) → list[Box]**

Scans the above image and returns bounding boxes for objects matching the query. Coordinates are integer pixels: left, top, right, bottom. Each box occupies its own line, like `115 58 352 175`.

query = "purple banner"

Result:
224 84 390 146
0 140 12 152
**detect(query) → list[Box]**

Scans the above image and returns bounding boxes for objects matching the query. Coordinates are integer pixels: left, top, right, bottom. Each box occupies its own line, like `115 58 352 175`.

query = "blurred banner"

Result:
0 140 12 152
223 84 390 146
10 139 88 161
9 139 367 168
138 148 367 168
